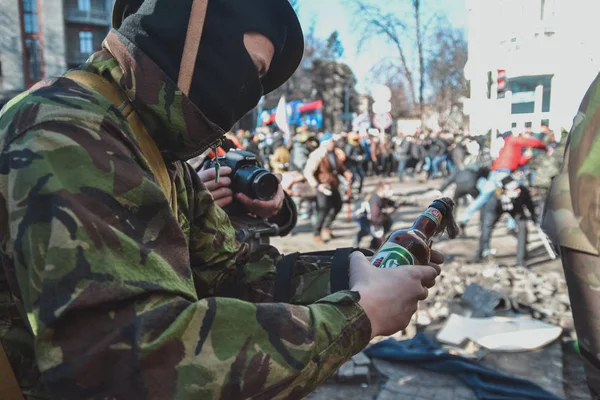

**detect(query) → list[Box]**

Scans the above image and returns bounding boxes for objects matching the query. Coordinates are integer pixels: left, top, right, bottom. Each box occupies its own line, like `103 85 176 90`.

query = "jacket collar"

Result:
81 30 224 161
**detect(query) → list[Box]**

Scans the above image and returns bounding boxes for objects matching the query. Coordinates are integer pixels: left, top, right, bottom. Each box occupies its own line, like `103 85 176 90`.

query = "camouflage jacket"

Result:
0 30 370 400
543 72 600 256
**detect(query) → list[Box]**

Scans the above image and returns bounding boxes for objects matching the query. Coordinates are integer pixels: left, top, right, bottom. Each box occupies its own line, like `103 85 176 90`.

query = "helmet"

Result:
112 0 304 95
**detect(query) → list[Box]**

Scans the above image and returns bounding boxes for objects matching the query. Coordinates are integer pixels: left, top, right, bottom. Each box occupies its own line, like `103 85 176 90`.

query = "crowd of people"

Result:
202 123 562 261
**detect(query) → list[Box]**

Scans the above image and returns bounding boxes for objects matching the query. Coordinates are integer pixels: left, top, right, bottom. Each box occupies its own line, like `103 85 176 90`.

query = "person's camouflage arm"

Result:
2 122 370 399
186 160 351 305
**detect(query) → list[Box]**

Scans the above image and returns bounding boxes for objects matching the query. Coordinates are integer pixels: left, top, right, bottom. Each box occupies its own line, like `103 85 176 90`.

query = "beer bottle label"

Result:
423 207 443 226
371 242 416 268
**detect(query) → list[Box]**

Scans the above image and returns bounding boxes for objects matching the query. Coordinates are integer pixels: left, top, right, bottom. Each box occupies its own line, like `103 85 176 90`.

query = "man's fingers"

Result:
203 177 232 191
275 173 283 183
417 286 429 301
418 265 439 283
211 187 233 201
236 192 261 207
199 166 232 182
428 262 441 276
423 279 436 289
215 196 233 208
430 250 444 265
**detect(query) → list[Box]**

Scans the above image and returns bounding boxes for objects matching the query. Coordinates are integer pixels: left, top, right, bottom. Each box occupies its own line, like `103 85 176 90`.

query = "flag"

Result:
275 95 291 137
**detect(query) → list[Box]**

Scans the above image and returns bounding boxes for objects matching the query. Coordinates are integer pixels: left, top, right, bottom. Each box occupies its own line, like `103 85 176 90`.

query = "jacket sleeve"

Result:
5 126 371 400
516 136 547 150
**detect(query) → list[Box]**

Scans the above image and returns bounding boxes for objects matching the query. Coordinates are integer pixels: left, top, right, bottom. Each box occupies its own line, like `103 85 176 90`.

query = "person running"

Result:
304 134 353 243
458 131 547 231
472 175 536 266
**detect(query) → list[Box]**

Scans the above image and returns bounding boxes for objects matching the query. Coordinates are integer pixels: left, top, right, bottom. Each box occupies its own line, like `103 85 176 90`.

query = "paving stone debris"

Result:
423 261 572 328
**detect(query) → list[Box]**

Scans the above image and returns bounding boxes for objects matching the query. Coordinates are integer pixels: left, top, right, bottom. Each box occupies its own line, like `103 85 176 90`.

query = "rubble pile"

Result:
422 261 572 327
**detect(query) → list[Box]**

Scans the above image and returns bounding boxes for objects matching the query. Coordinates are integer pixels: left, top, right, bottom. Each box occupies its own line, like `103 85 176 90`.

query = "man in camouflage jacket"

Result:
0 0 443 398
543 72 600 398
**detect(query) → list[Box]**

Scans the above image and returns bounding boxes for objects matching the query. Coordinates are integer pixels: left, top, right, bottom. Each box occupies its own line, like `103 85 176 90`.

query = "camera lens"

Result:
252 171 279 201
232 165 279 201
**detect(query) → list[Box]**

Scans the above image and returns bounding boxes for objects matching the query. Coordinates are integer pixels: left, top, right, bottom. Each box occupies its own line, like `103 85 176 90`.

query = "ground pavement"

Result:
271 175 590 400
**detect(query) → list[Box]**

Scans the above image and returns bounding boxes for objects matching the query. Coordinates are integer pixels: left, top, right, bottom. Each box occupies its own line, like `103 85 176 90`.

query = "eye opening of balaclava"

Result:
117 0 294 131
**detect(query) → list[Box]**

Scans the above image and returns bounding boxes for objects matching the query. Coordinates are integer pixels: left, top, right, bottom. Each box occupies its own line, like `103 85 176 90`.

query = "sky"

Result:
295 0 469 92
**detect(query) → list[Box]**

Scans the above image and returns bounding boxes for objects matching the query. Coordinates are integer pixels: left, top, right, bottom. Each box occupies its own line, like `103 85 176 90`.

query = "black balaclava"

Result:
118 0 288 131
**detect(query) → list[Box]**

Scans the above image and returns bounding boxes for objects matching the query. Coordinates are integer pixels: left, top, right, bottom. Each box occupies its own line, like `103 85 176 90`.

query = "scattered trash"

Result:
463 283 511 317
334 352 372 383
422 261 571 327
441 340 487 360
437 314 562 352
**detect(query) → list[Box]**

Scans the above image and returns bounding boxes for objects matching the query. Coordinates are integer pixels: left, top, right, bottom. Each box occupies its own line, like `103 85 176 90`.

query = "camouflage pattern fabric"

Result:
0 30 370 399
543 72 600 398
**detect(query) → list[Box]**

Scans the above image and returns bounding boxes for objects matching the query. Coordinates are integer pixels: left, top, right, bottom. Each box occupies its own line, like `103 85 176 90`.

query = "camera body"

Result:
208 150 279 201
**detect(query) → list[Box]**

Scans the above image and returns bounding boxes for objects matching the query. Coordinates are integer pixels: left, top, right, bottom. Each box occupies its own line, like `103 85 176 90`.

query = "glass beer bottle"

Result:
371 198 455 268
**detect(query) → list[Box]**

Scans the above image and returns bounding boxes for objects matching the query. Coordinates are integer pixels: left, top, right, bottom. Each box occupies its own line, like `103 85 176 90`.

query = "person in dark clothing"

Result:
450 137 468 170
244 136 265 166
354 182 399 249
431 136 451 178
396 134 414 182
345 132 367 194
472 175 537 267
439 163 490 207
290 132 318 172
411 138 427 173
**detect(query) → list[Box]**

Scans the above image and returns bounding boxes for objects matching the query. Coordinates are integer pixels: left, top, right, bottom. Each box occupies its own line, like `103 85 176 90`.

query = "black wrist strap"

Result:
274 252 299 303
274 248 374 303
331 248 353 293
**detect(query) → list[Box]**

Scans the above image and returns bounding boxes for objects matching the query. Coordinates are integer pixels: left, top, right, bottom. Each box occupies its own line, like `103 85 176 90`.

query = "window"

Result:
22 0 39 33
24 38 42 81
510 78 537 114
510 75 552 115
79 31 93 54
78 0 91 12
511 122 517 129
541 119 550 127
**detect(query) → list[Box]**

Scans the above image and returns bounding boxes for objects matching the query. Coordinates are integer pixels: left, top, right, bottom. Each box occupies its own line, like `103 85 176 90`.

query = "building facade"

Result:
463 0 600 147
0 0 112 105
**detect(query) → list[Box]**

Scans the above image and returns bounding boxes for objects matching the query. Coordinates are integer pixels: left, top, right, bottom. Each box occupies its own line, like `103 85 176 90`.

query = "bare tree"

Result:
345 0 417 111
413 0 425 123
427 25 468 130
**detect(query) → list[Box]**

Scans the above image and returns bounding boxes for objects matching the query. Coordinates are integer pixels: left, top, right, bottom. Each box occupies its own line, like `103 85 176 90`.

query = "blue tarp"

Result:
364 334 563 400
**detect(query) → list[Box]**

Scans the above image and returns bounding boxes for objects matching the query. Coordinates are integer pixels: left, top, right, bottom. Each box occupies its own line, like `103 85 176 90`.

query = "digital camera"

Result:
208 150 279 201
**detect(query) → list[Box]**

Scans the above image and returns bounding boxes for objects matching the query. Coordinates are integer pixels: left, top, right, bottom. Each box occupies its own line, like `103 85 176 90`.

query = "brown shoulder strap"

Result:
64 70 178 219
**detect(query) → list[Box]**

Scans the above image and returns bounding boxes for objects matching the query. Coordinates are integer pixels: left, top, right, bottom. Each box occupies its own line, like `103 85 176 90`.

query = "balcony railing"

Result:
64 7 110 26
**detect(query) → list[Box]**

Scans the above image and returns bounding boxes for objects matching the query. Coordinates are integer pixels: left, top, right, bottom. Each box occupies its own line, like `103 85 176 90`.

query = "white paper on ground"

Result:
437 314 562 352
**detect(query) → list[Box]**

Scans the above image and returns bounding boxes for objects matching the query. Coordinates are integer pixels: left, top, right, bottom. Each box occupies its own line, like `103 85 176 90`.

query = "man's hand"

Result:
236 174 285 218
349 250 444 338
198 166 234 208
198 166 285 218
